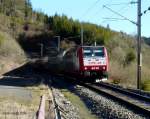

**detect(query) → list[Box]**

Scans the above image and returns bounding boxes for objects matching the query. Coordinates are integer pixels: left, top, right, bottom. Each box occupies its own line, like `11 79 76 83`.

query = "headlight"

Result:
102 66 106 70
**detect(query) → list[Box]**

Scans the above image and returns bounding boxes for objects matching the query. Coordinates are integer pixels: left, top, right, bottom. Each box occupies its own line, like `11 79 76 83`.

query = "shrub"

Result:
142 80 150 91
111 46 126 64
124 50 135 66
0 33 5 46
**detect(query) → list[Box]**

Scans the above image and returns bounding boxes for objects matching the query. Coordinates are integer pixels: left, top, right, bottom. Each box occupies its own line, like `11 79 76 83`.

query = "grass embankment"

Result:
142 80 150 91
0 31 26 75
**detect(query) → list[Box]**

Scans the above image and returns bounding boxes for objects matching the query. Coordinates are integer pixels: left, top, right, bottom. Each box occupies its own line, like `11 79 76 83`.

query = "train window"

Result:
83 50 92 57
94 49 104 57
83 47 104 57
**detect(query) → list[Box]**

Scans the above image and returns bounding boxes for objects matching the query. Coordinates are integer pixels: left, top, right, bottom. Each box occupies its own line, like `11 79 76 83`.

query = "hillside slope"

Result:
0 31 26 74
0 0 46 74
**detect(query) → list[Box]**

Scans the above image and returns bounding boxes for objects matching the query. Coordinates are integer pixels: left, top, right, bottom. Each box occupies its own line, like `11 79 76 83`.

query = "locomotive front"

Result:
78 46 108 81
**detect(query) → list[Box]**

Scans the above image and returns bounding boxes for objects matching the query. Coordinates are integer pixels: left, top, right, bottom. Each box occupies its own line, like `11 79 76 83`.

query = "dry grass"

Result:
0 83 49 119
110 52 150 89
142 80 150 91
0 31 26 75
107 35 150 90
0 101 37 119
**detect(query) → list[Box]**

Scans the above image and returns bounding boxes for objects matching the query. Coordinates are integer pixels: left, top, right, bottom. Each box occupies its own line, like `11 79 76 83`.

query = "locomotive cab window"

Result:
83 50 92 57
83 47 104 57
93 49 104 57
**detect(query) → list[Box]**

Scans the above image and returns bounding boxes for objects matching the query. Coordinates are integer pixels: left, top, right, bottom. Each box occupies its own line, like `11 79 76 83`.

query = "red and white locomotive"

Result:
38 45 109 82
76 46 109 81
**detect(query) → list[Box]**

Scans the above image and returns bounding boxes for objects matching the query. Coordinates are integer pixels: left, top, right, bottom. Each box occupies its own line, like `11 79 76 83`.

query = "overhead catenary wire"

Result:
80 0 131 22
103 5 137 25
91 1 129 17
102 17 126 20
104 2 133 6
102 19 125 23
101 4 131 24
100 0 136 24
80 0 101 45
80 0 101 19
99 0 137 25
80 0 137 44
141 6 150 16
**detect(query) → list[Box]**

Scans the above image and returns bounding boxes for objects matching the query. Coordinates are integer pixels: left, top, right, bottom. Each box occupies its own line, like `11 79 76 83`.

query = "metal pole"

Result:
81 24 83 45
40 43 43 57
57 36 60 52
94 41 97 46
53 36 60 52
137 0 142 89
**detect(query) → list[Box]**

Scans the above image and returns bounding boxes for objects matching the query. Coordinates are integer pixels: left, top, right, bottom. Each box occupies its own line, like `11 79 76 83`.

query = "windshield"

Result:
83 47 104 57
83 50 92 57
93 50 104 57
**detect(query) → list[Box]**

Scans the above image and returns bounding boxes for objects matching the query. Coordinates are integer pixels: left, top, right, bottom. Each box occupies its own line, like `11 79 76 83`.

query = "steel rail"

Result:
82 83 150 117
96 82 150 102
41 73 150 117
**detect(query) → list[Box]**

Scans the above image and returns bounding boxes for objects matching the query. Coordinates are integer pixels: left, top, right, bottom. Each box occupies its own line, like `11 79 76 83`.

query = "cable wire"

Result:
105 2 131 6
103 5 137 25
80 0 101 19
101 4 131 24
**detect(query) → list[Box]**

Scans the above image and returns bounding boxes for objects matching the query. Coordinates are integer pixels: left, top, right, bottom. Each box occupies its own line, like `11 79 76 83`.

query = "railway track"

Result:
49 74 150 118
29 67 150 119
81 82 150 117
49 74 149 118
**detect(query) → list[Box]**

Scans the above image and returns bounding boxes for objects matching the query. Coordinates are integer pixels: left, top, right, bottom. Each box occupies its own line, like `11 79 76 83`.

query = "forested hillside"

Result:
0 0 46 74
0 0 150 90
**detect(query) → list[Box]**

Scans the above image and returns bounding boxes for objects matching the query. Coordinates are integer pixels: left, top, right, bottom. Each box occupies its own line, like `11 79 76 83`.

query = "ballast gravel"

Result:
74 86 149 119
52 88 80 119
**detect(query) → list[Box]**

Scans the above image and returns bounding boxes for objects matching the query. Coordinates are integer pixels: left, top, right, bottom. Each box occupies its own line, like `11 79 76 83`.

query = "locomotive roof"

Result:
80 45 105 47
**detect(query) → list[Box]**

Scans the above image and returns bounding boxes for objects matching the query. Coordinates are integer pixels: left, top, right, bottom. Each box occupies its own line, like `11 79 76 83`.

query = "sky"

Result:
30 0 150 37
